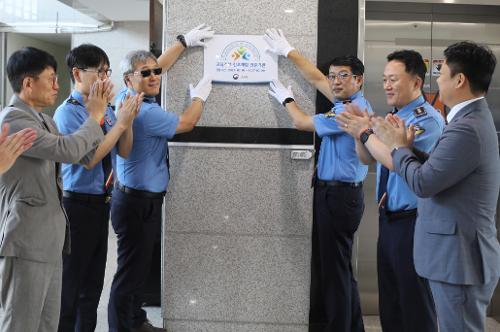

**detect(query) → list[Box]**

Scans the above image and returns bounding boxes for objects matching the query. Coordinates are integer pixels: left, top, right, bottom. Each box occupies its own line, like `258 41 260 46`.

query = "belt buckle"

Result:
105 195 111 203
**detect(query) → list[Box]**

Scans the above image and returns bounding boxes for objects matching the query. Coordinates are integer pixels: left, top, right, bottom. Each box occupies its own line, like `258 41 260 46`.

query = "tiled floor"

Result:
94 229 500 332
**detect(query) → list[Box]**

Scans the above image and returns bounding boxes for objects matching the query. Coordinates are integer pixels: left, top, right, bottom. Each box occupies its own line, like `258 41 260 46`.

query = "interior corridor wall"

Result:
4 33 70 115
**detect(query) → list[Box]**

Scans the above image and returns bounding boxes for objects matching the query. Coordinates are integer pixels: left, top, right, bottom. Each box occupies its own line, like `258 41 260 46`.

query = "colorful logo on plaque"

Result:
216 40 267 80
222 41 260 62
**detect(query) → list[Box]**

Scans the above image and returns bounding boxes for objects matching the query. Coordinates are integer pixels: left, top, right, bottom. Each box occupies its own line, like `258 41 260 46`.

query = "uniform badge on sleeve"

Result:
414 107 427 118
413 124 425 135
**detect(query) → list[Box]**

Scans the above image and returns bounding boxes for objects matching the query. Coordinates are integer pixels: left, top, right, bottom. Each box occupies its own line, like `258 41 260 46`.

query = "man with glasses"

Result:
0 46 109 332
53 43 143 332
264 28 372 332
108 24 214 332
336 50 444 332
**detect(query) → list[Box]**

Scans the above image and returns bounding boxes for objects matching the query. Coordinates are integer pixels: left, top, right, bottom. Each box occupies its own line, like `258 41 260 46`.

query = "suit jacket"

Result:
392 98 500 285
0 95 103 263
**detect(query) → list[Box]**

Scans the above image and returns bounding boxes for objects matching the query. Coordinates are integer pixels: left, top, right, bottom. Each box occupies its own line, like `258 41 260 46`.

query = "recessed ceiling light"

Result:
284 9 295 14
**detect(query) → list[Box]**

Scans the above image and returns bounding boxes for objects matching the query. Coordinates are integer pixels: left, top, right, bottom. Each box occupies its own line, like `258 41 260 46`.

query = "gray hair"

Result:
120 50 157 77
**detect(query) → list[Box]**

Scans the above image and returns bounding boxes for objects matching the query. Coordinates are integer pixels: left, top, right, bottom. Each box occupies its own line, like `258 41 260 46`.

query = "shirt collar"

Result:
124 88 156 104
8 94 43 123
70 90 85 106
334 90 363 105
394 95 426 116
446 96 484 123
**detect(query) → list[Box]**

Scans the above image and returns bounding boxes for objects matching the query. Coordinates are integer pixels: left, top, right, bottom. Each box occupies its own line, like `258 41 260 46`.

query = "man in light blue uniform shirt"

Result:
265 28 372 332
53 44 141 332
373 94 444 212
337 50 444 332
115 92 178 192
108 23 214 332
314 89 372 184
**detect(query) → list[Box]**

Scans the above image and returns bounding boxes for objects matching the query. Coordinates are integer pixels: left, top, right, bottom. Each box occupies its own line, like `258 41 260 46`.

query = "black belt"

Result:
315 180 362 188
385 208 417 219
63 191 111 203
116 182 165 199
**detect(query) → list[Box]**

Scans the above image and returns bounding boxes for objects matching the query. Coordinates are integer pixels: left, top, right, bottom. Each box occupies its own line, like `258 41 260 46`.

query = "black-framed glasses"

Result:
327 72 357 81
79 67 112 78
133 67 162 78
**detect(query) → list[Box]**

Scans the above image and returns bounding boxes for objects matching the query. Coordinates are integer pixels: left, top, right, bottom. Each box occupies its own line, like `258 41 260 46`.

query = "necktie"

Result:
143 97 170 180
378 107 398 212
378 165 389 211
100 119 113 194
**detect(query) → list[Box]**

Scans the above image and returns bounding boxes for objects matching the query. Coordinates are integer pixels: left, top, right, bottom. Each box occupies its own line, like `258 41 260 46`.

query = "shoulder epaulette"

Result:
66 97 82 106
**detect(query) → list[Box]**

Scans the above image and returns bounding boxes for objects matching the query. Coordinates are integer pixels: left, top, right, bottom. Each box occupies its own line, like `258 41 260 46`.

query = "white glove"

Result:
190 76 212 102
268 80 294 105
184 23 215 48
264 28 295 57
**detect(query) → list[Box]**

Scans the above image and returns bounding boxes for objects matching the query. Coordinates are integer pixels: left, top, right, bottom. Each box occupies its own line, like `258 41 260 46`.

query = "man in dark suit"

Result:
372 41 500 332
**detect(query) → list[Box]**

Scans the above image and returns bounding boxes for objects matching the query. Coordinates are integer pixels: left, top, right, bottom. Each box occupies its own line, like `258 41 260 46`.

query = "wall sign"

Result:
204 34 278 83
432 59 444 76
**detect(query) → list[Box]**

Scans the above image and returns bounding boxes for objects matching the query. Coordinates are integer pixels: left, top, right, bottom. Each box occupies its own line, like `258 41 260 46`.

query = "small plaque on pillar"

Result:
204 34 278 83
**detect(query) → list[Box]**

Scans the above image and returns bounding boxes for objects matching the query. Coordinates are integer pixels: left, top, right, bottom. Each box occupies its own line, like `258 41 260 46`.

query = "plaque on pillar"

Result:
204 34 278 83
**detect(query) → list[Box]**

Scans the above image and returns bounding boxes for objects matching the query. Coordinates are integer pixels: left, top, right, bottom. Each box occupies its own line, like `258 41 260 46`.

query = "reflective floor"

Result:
94 227 500 332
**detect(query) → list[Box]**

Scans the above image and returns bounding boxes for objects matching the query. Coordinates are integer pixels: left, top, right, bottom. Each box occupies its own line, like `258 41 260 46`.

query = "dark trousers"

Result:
309 185 365 332
108 189 163 332
58 197 110 332
377 211 437 332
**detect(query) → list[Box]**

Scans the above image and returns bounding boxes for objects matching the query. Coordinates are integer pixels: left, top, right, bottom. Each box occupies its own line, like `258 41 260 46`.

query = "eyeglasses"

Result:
79 68 112 78
132 67 162 78
327 72 357 81
34 74 58 86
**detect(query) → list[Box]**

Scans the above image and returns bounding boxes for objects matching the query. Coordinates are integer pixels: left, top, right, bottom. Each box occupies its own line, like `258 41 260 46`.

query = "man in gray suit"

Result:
372 41 500 331
0 47 110 332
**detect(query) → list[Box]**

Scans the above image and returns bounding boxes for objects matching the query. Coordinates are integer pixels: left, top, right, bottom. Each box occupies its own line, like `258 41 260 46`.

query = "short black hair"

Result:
66 44 110 83
330 55 364 76
444 41 496 94
387 50 426 86
7 47 57 93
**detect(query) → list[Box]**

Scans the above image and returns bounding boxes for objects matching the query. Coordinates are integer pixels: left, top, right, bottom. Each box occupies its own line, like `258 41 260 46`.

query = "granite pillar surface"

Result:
162 0 318 330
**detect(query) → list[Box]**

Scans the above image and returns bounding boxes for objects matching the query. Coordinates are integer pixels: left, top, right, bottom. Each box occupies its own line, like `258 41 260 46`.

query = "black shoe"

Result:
130 320 166 332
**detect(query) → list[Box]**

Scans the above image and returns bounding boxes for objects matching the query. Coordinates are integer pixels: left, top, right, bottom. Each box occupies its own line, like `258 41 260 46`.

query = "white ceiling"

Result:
66 0 500 23
73 0 150 21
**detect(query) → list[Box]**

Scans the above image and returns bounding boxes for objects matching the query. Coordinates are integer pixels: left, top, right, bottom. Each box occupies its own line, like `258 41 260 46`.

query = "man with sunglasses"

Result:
108 24 214 332
53 43 143 332
264 28 372 332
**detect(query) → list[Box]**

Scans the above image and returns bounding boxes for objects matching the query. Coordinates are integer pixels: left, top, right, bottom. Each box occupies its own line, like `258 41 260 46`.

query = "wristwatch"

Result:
176 34 187 48
282 97 295 107
360 128 374 145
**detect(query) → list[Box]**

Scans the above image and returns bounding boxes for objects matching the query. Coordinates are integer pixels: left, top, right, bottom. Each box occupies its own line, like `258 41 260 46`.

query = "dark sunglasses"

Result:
133 67 162 78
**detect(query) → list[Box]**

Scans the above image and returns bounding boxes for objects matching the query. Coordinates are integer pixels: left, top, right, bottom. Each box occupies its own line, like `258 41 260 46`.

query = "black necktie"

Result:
100 122 113 194
378 165 389 211
143 97 170 179
378 107 398 212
